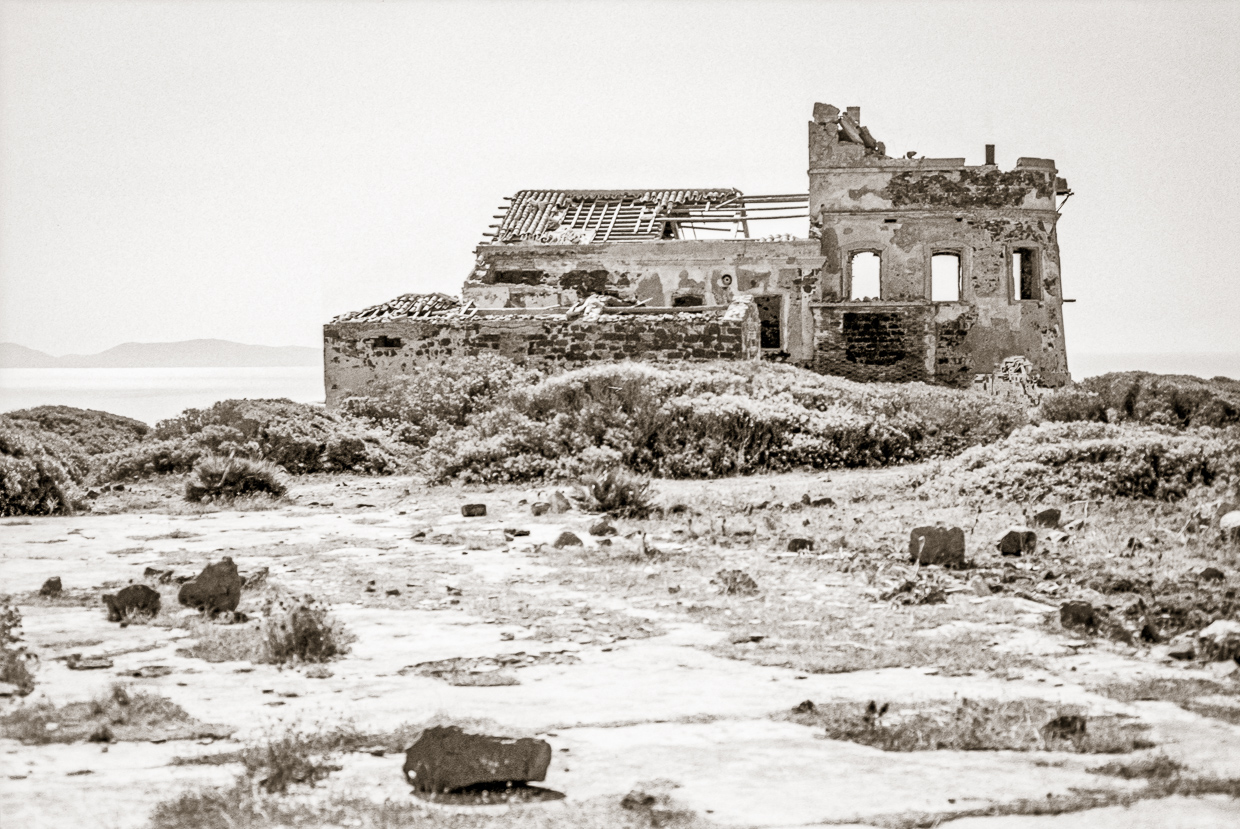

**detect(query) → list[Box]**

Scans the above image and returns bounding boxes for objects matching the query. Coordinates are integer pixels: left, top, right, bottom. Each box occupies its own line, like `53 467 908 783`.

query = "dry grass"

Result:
0 684 232 744
178 595 353 664
785 697 1152 754
1093 676 1240 724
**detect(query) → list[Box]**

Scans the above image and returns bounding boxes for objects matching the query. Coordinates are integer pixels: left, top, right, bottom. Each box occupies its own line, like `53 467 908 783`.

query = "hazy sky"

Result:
2 0 1238 358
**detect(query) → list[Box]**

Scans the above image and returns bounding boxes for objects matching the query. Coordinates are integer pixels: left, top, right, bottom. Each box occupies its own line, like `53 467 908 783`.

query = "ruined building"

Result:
324 104 1071 405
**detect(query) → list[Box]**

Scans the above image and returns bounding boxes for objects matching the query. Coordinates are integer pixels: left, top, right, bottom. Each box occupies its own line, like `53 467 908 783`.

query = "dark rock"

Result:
103 584 161 622
39 577 62 597
461 504 487 518
589 520 616 537
402 726 551 794
552 531 583 548
143 567 176 584
908 526 966 568
997 527 1037 556
504 528 531 537
177 557 243 615
801 494 835 508
792 699 817 715
1126 536 1144 551
530 502 551 516
1041 714 1087 742
787 537 815 553
386 589 401 597
1198 566 1225 582
1032 507 1061 529
1060 600 1098 630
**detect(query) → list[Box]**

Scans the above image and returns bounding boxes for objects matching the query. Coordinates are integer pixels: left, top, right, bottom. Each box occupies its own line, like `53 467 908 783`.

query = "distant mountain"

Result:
0 339 321 369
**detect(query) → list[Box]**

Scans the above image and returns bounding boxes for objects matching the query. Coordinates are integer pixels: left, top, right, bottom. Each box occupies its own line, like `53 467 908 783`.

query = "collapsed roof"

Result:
486 189 808 245
330 292 474 323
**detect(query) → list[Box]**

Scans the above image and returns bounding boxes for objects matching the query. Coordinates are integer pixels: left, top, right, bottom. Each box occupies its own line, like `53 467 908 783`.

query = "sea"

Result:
1 354 1237 426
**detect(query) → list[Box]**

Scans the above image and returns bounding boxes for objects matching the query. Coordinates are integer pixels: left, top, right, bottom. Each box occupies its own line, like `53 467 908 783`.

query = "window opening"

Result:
1013 248 1040 300
849 252 881 300
753 295 783 349
672 295 704 307
370 335 402 349
930 253 962 302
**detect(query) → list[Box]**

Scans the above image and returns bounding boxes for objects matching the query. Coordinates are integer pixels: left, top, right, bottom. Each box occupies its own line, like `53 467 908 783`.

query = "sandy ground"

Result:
2 470 1239 828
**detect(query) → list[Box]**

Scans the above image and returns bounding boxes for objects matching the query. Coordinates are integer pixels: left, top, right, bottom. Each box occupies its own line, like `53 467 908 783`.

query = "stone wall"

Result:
811 303 932 384
323 297 759 406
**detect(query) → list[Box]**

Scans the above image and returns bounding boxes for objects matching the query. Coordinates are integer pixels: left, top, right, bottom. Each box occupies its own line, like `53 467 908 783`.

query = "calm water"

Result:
1 354 1237 426
0 367 324 425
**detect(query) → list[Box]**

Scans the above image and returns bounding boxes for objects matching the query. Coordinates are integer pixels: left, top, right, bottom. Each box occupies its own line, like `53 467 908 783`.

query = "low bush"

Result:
0 683 224 744
92 398 401 482
573 466 653 518
1039 372 1240 429
184 456 288 502
929 422 1240 502
420 361 1026 483
0 417 86 515
2 405 149 455
0 601 35 696
340 353 545 447
262 596 353 663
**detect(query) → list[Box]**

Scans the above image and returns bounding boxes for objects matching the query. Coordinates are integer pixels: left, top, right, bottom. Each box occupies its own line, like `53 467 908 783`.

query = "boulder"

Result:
177 557 243 615
787 538 815 553
103 584 161 622
1199 566 1226 581
1198 620 1240 662
553 531 583 548
1032 507 1061 529
39 577 62 597
908 526 966 568
530 502 551 516
402 726 551 794
1059 600 1098 631
997 526 1037 556
550 491 572 514
461 504 487 518
589 519 617 537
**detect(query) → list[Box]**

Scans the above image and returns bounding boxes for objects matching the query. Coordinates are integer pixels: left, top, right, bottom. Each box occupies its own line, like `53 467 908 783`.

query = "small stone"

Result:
531 502 551 516
461 504 487 518
909 526 966 568
1060 600 1098 630
997 526 1037 556
553 531 583 548
1041 714 1087 742
1198 620 1240 662
1199 566 1226 581
550 491 572 513
1032 508 1061 529
0 682 20 697
589 520 617 537
787 538 814 553
792 699 817 714
177 557 243 615
970 577 992 597
386 589 401 597
402 726 551 793
103 584 161 622
39 577 62 597
504 528 531 537
66 654 114 670
1064 518 1087 531
1167 632 1196 661
1045 529 1070 544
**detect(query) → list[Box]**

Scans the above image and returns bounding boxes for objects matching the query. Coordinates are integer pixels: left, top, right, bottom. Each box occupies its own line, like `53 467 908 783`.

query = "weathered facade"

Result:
325 103 1071 404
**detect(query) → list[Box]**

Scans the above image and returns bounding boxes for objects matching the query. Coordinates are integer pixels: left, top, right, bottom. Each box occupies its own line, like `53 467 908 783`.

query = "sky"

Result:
1 0 1238 358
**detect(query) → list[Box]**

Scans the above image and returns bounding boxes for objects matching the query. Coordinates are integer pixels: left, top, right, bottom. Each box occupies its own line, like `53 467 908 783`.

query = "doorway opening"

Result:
753 295 783 350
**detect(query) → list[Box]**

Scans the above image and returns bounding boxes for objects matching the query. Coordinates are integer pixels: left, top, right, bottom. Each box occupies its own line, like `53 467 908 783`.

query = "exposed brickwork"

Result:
810 304 930 383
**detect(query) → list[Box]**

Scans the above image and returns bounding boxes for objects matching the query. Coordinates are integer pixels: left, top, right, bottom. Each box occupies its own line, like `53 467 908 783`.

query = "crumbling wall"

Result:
463 239 824 362
810 304 932 383
323 298 760 406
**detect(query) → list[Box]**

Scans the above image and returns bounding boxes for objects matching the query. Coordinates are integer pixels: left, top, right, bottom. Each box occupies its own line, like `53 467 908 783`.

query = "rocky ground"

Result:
3 468 1240 828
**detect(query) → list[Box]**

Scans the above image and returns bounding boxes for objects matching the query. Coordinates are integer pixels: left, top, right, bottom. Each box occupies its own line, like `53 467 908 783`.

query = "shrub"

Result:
184 456 288 502
1041 372 1240 428
92 398 401 482
339 353 545 447
0 601 35 696
0 417 85 515
930 422 1240 502
573 466 653 518
262 596 353 663
423 361 1026 483
2 405 149 455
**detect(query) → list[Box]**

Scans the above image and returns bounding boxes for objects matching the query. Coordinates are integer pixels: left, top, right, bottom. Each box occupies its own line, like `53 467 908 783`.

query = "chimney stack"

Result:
846 106 861 124
985 144 995 165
